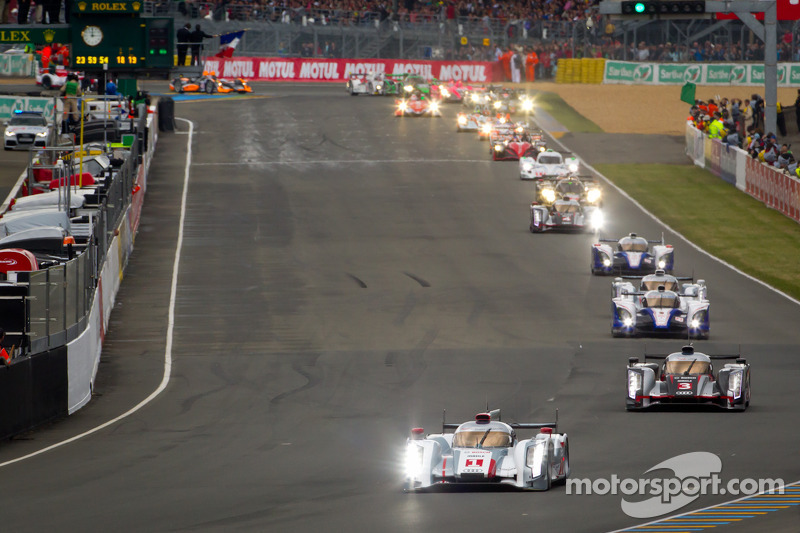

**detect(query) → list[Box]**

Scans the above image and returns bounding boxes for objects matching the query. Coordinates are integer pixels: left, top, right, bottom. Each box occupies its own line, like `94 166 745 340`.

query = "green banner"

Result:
0 96 60 122
73 0 143 13
0 26 70 44
605 60 654 83
657 64 701 84
0 54 35 77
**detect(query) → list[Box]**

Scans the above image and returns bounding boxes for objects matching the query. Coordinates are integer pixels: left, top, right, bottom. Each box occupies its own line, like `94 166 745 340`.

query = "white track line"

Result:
192 159 492 166
0 117 194 468
540 123 800 308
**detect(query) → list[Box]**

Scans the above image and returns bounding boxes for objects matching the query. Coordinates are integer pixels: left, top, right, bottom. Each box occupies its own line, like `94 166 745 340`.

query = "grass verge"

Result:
533 91 604 134
594 163 800 301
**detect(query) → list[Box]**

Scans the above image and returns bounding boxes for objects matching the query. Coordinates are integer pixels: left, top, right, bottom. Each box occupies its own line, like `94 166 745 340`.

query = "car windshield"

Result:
453 430 512 448
665 359 710 375
556 181 584 195
619 237 649 252
554 202 581 213
642 279 678 291
539 155 561 165
643 292 680 308
10 116 46 126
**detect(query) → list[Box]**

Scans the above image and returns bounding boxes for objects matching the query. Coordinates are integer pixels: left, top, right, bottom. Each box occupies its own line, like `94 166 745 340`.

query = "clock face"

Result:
81 26 103 47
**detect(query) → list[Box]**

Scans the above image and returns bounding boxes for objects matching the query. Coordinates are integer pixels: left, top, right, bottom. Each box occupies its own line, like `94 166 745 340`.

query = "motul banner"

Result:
201 57 497 83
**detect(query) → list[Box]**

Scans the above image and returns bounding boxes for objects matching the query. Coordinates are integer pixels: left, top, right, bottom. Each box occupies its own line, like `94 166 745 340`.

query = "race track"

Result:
0 84 798 532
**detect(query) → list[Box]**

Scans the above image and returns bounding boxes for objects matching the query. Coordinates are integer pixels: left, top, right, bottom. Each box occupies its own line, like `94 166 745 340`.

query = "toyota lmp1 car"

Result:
611 270 710 338
591 233 674 275
404 410 569 491
626 345 750 411
520 150 579 180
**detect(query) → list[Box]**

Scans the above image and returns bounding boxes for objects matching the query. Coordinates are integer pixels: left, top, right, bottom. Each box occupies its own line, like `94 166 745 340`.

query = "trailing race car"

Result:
626 345 750 410
479 114 513 141
591 233 674 275
611 270 710 338
491 125 538 161
438 80 471 103
456 105 490 132
530 196 603 233
395 94 442 117
346 72 384 95
536 177 602 208
529 131 547 153
520 149 579 180
4 110 52 151
170 72 252 94
401 74 434 97
381 74 407 96
404 410 569 491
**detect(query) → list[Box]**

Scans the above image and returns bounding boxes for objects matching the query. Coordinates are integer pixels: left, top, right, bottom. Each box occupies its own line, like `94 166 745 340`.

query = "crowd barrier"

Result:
199 57 498 83
685 121 800 224
605 60 800 86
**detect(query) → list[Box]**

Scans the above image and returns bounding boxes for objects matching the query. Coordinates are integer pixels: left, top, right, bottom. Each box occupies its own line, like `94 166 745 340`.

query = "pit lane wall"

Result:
0 107 158 439
685 121 800 224
605 61 800 86
200 57 498 83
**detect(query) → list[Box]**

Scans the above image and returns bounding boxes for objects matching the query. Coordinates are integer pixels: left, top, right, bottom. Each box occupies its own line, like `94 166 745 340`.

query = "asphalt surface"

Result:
0 83 797 533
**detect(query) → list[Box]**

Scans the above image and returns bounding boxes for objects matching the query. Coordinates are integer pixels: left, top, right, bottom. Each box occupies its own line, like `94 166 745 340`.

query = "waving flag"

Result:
216 30 246 58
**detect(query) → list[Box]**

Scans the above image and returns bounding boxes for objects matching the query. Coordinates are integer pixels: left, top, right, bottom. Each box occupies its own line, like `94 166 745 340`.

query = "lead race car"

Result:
395 93 442 117
591 233 674 275
611 269 710 338
170 72 252 94
626 345 750 411
404 410 569 491
345 71 385 95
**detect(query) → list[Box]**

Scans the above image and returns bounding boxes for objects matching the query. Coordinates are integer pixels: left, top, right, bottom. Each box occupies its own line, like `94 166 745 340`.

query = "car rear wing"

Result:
442 408 559 433
637 344 744 361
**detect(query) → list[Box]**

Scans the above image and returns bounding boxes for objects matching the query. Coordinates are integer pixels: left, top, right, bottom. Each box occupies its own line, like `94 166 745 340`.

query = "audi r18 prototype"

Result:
529 197 603 233
520 150 579 180
591 233 674 275
395 95 442 117
535 177 602 209
346 72 384 95
404 410 569 491
611 270 709 338
626 345 750 411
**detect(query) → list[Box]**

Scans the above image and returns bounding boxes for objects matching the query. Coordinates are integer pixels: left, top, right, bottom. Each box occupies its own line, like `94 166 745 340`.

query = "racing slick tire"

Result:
41 76 52 90
204 80 215 94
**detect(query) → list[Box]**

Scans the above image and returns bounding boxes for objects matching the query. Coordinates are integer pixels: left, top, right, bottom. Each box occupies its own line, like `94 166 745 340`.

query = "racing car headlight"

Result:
658 260 666 269
404 85 414 92
728 370 743 399
587 188 601 203
481 124 492 134
429 101 439 112
405 442 424 478
471 94 480 103
617 307 632 327
541 188 556 203
523 163 533 172
522 100 534 112
398 101 408 112
568 163 579 173
376 84 382 91
484 95 491 102
516 126 524 133
457 115 467 125
590 210 604 230
526 440 546 477
4 130 14 136
628 370 642 399
493 101 502 109
538 145 546 152
441 88 450 97
494 144 504 152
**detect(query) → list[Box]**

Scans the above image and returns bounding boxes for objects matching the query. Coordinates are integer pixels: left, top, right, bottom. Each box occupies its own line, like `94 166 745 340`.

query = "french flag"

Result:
215 30 245 58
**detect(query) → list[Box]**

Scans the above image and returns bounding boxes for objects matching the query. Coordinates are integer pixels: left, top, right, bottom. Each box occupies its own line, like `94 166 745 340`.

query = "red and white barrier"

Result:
201 57 498 83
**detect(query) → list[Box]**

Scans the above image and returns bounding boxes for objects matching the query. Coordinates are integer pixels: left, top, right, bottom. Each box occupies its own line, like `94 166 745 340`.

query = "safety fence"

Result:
604 60 800 86
200 56 499 83
685 122 800 224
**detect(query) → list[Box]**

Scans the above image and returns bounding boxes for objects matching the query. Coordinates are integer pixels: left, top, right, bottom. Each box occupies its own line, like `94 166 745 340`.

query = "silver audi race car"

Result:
404 410 569 491
626 345 751 411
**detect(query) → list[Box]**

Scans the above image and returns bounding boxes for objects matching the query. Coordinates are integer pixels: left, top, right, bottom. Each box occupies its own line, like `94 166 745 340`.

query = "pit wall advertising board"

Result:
200 57 498 83
605 61 800 86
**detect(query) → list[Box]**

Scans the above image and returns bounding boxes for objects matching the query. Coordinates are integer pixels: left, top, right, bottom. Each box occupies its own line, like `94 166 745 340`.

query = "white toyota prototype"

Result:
404 410 569 491
520 149 579 180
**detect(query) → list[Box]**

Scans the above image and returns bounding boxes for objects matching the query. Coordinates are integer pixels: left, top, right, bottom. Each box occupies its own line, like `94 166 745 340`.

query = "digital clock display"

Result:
74 55 141 66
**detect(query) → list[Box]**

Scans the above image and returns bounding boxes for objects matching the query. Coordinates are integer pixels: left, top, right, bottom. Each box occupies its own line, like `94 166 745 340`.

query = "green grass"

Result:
532 91 604 134
595 163 800 300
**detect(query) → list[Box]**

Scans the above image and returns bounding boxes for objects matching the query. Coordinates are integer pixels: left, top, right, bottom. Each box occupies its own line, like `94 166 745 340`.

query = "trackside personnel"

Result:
0 328 10 365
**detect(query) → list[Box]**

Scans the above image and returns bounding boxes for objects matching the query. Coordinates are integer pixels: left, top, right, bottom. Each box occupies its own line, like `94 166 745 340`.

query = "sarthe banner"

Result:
200 57 497 83
605 60 800 86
